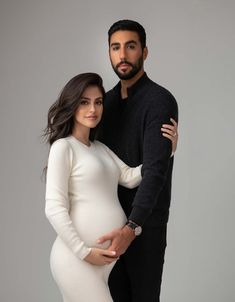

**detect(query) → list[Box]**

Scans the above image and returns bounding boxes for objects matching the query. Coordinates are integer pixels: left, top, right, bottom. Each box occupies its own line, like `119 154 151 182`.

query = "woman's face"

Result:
74 85 103 129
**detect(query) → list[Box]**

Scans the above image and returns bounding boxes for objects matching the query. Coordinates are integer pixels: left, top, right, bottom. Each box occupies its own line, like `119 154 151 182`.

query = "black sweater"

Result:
99 73 178 227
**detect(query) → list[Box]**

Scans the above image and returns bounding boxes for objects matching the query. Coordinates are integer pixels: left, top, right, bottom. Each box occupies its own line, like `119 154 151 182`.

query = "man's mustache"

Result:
116 61 133 68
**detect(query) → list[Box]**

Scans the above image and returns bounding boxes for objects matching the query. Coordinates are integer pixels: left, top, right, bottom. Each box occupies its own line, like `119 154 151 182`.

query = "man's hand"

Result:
97 225 135 257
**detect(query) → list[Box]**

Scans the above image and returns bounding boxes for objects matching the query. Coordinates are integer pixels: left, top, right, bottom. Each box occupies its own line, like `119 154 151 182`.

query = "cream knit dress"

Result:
45 136 142 302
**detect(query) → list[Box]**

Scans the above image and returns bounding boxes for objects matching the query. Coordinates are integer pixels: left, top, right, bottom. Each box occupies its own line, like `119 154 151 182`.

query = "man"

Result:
98 20 178 302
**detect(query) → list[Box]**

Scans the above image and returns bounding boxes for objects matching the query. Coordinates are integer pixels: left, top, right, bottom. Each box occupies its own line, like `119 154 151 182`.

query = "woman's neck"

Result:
72 126 90 146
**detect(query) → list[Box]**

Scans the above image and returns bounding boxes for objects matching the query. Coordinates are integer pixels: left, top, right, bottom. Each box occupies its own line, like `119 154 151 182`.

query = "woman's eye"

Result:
96 100 103 105
80 100 88 105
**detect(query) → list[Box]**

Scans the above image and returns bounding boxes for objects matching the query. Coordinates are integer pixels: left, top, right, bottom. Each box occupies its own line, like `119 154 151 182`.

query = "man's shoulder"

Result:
105 85 118 99
145 77 174 96
140 78 177 110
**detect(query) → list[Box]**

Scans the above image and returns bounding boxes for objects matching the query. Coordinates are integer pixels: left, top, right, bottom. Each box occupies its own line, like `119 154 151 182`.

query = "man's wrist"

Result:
126 220 142 236
122 224 136 239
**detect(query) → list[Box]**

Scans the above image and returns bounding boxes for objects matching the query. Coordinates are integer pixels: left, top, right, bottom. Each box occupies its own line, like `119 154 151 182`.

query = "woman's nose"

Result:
89 103 95 112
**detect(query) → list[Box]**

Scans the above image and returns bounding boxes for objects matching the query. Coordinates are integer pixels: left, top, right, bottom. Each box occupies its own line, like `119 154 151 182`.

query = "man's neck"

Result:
120 70 145 99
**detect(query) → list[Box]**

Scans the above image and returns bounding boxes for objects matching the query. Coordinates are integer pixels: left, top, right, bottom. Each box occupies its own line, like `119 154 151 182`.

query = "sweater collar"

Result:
113 72 149 98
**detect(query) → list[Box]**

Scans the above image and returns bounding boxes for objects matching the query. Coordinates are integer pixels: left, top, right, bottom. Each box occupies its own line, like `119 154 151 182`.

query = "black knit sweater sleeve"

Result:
128 90 178 226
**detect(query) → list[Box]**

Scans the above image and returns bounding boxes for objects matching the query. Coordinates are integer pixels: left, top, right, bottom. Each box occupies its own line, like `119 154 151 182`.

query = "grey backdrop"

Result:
1 0 234 301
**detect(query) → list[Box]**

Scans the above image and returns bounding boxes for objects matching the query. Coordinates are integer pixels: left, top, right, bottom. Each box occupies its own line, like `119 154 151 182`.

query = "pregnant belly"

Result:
70 200 127 248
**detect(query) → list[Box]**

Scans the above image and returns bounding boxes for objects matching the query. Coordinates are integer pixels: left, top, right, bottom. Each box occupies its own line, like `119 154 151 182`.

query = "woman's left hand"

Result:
161 118 178 154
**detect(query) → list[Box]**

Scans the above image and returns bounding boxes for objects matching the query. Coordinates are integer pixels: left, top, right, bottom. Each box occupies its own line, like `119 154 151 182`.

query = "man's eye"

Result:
127 44 135 49
112 46 119 51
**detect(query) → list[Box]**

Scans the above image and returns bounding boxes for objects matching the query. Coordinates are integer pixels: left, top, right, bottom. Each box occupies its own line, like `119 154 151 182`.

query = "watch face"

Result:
135 226 142 236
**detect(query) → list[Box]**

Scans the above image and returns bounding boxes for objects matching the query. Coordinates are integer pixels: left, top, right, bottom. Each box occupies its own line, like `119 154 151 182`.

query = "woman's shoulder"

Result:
94 140 115 156
48 137 74 165
93 140 107 150
52 136 71 146
50 137 73 153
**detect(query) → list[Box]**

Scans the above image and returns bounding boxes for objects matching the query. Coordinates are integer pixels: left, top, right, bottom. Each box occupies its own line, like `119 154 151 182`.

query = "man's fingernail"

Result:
111 251 116 255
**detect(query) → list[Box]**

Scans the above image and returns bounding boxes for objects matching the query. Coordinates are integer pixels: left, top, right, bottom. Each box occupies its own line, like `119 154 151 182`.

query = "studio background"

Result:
1 0 234 301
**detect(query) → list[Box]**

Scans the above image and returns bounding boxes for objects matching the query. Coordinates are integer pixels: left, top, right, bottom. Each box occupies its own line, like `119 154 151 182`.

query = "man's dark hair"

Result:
108 19 146 49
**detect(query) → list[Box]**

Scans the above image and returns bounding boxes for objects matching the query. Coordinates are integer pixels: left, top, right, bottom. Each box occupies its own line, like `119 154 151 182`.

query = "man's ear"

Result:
143 47 148 60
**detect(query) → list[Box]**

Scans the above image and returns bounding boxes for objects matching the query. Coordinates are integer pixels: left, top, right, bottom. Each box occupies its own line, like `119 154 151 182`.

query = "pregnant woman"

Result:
44 73 177 302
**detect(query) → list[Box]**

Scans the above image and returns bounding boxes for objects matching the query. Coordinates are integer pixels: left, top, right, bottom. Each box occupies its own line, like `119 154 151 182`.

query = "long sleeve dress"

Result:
45 135 142 302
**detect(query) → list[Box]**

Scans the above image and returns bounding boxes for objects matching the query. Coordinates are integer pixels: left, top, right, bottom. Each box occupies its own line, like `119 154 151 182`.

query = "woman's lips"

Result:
86 116 98 120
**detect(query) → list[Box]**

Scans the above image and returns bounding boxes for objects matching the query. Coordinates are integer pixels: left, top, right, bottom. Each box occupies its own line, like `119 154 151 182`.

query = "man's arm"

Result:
129 94 178 225
97 92 178 256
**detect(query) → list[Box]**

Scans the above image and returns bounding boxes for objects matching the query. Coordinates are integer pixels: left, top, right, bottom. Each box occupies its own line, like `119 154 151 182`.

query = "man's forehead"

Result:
110 30 140 44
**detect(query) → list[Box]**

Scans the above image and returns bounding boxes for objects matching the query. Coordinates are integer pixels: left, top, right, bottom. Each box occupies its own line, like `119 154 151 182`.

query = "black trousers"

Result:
108 225 167 302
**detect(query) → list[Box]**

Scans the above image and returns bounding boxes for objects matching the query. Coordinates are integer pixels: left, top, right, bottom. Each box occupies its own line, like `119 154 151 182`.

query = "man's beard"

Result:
111 55 144 80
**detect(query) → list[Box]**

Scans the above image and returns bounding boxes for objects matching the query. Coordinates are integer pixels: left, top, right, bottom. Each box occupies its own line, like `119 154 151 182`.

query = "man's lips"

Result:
119 64 130 68
117 62 132 69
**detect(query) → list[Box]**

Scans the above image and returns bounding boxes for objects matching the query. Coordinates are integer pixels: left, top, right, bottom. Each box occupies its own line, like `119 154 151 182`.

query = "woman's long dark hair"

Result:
43 73 105 146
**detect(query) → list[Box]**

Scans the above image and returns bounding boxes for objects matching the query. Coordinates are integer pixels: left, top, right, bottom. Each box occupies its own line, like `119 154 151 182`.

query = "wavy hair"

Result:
43 73 105 146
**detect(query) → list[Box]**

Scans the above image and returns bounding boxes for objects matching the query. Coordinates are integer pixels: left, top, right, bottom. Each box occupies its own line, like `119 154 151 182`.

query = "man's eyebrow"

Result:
110 42 120 47
125 40 138 45
110 40 138 47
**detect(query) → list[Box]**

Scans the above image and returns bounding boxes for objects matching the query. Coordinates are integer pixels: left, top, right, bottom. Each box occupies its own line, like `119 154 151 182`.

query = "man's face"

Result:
109 30 147 80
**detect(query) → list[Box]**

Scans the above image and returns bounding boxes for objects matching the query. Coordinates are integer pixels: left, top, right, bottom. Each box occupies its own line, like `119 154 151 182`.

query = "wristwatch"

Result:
126 220 142 236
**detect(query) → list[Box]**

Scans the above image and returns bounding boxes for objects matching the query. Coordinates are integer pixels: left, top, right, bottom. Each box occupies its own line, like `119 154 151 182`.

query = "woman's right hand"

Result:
161 118 178 153
84 248 118 266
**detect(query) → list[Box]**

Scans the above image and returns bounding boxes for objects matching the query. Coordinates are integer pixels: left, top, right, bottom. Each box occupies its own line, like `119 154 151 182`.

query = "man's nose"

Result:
119 47 126 61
